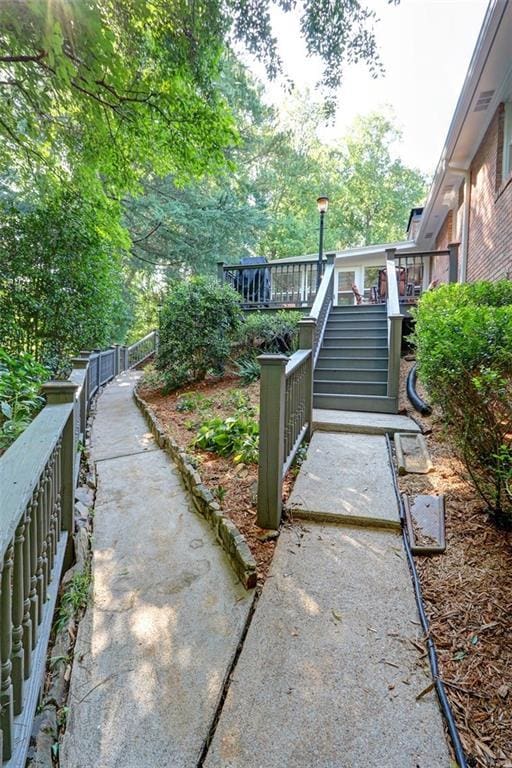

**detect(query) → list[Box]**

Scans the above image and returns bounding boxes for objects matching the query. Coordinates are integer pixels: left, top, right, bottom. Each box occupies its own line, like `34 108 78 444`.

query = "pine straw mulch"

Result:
138 374 295 585
398 358 512 767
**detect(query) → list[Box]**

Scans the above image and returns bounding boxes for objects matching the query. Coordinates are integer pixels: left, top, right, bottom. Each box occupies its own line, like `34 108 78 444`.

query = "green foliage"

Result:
157 277 243 390
413 281 512 525
0 349 49 451
236 311 301 355
0 0 234 195
193 414 259 464
0 187 127 364
0 0 392 193
55 569 91 635
176 392 214 413
235 355 261 385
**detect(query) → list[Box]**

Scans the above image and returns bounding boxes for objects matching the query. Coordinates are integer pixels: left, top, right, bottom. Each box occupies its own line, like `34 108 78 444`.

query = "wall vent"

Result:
424 232 433 239
473 89 495 112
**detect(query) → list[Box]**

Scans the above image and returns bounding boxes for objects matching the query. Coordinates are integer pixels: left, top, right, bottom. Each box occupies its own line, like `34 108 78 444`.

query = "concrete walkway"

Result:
61 373 254 768
205 428 451 767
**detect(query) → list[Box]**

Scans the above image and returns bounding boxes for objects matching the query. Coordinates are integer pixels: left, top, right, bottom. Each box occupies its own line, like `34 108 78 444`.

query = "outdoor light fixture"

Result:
317 196 329 214
316 195 329 288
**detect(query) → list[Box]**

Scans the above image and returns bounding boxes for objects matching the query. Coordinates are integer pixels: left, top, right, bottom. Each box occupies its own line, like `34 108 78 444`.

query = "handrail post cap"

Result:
42 381 79 404
257 354 288 366
298 317 316 326
70 357 88 369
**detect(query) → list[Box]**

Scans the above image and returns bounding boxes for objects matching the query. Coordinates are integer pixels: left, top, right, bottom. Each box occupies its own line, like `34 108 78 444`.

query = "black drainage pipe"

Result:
385 435 468 768
406 364 432 416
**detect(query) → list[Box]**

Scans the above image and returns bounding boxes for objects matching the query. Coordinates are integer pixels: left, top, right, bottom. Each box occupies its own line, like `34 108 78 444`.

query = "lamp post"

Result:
316 195 329 289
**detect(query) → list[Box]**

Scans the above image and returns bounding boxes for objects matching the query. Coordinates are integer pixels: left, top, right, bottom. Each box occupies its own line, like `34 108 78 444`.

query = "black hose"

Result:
406 364 432 416
385 435 468 768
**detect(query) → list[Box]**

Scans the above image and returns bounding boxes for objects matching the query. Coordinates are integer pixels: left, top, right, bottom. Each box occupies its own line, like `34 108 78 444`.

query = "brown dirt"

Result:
398 357 512 767
139 374 288 584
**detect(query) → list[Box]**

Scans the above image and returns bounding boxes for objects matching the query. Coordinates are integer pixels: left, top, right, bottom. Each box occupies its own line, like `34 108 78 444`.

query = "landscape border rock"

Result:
134 385 257 589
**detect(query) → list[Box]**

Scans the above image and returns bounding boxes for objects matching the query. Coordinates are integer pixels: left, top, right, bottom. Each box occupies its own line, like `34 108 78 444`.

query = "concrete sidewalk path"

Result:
61 372 254 768
205 427 451 768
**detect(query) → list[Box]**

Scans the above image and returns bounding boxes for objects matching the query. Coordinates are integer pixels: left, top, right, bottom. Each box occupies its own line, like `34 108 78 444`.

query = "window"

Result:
502 101 512 180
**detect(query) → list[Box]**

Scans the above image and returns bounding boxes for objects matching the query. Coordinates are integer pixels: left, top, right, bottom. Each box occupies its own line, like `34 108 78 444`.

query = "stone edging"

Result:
133 386 257 590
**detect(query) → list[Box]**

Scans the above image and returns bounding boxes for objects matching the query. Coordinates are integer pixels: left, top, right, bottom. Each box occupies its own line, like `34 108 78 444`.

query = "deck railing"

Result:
0 330 158 767
385 243 459 303
256 256 335 529
219 259 321 309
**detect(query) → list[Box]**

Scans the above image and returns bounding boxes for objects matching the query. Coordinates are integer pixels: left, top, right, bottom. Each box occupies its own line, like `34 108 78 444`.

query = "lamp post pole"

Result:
316 195 329 290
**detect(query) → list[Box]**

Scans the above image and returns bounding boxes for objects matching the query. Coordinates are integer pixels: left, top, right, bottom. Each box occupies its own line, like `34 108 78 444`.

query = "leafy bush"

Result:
193 414 259 464
413 281 512 525
157 277 242 390
236 310 301 356
0 349 49 451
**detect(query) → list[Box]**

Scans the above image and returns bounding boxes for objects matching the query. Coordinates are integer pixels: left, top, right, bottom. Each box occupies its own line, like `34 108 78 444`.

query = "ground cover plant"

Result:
413 281 512 527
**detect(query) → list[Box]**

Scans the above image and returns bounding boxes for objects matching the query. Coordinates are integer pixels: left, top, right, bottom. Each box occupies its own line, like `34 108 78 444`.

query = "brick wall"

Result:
466 105 512 281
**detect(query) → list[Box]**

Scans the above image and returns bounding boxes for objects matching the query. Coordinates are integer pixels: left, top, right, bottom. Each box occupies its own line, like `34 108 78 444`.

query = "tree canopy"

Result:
0 0 395 193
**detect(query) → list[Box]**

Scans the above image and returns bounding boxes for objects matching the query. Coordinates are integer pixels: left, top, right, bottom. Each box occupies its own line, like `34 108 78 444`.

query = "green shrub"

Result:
236 310 301 356
0 349 49 451
413 281 512 525
193 414 259 464
157 277 242 390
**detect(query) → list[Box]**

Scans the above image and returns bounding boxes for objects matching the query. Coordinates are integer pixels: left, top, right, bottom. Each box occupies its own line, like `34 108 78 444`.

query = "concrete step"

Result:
320 344 387 357
313 408 421 435
316 356 389 369
313 380 388 396
313 392 398 413
314 368 388 382
324 328 387 339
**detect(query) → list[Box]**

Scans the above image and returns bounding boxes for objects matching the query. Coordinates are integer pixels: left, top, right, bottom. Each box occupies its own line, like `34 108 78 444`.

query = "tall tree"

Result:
328 111 427 248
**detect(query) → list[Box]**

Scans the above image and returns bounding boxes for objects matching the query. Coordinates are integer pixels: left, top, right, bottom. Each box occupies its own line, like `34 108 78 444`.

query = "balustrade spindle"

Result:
41 468 49 604
23 508 32 679
29 494 39 649
1 544 14 761
36 482 45 624
12 519 25 715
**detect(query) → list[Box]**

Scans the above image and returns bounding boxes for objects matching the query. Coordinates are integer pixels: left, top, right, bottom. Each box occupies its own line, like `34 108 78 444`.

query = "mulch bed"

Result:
398 358 512 767
139 375 296 585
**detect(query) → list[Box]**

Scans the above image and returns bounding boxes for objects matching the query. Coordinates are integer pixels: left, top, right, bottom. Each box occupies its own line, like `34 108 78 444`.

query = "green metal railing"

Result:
256 257 335 529
0 330 157 767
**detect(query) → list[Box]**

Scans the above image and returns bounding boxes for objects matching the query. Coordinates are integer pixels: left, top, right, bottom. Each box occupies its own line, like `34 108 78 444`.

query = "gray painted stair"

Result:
313 305 398 413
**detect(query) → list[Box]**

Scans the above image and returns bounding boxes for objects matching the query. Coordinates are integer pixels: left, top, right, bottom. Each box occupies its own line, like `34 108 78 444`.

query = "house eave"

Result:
417 0 512 249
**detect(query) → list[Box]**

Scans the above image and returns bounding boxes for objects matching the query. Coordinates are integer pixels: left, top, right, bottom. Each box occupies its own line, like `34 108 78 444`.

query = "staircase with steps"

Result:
313 304 398 413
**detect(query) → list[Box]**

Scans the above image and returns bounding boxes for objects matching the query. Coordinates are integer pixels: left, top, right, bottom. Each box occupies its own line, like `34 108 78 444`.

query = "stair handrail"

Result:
385 249 404 403
308 253 336 367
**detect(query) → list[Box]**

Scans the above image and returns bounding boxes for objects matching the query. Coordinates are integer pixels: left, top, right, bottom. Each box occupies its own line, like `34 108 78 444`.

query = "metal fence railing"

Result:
0 329 158 767
219 259 321 309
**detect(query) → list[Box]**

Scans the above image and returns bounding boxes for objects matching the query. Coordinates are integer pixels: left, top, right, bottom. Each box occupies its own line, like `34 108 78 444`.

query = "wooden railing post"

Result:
448 242 459 283
326 252 336 265
298 318 316 440
70 357 88 438
387 315 403 400
112 344 121 376
217 261 225 283
257 355 287 530
42 382 78 569
121 346 128 372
